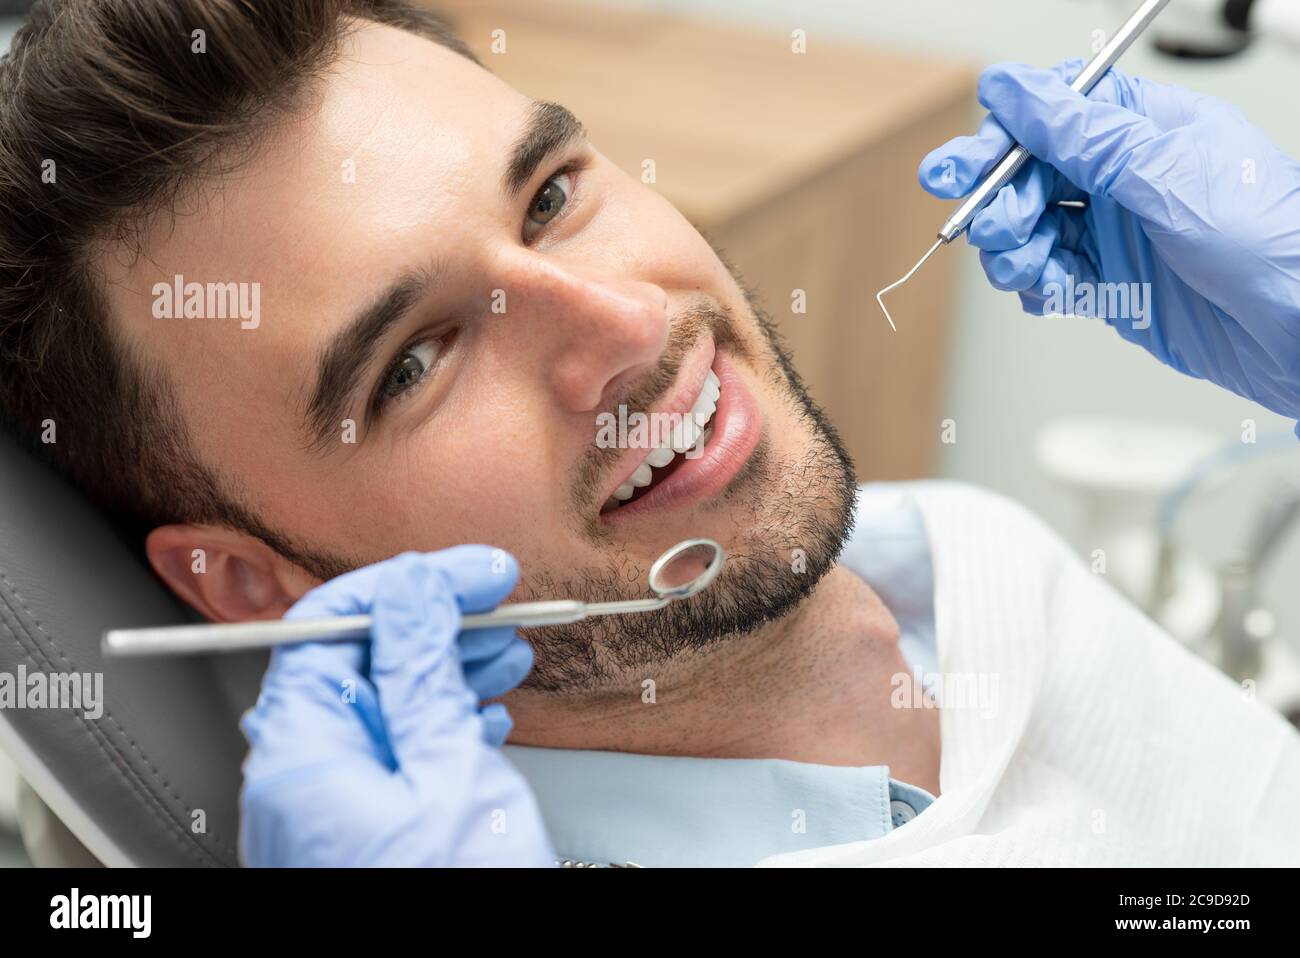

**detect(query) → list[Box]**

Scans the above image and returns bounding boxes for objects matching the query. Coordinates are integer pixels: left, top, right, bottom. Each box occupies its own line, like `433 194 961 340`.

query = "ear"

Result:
145 524 320 623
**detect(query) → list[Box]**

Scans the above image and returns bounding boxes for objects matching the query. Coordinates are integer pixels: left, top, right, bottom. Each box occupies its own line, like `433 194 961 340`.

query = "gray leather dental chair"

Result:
0 427 267 866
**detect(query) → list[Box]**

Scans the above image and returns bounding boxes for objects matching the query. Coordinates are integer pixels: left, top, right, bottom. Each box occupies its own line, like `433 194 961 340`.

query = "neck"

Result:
503 565 941 795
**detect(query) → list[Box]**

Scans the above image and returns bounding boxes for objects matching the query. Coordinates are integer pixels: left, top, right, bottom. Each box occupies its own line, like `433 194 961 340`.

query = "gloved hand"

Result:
239 546 555 867
919 60 1300 422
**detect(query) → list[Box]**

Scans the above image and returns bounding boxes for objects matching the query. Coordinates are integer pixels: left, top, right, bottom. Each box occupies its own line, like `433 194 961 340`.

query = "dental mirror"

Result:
647 538 724 599
102 538 726 657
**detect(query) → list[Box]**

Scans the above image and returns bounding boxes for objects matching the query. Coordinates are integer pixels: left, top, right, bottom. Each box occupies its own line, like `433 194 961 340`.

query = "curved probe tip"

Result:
875 238 943 333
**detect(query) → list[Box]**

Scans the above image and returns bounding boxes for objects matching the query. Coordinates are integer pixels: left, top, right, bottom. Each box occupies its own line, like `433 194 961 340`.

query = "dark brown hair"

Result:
0 0 477 566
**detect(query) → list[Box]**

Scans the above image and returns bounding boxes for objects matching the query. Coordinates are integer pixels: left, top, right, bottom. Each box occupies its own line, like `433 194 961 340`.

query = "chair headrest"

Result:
0 428 265 866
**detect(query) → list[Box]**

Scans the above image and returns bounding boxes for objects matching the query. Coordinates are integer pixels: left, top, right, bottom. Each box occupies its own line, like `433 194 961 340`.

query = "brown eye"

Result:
524 172 572 240
378 340 439 407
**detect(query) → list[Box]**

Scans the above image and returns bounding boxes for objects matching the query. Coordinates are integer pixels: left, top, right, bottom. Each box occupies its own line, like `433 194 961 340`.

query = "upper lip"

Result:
598 338 718 506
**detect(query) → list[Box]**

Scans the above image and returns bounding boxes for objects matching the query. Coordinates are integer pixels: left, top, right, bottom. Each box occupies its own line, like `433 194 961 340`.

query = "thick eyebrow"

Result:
303 266 438 451
502 101 587 200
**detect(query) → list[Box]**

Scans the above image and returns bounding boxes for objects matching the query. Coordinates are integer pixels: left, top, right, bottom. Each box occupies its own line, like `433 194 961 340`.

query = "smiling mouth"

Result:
599 366 720 515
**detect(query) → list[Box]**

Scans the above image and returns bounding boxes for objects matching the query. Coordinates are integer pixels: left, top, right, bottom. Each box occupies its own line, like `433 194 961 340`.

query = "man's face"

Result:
99 21 856 691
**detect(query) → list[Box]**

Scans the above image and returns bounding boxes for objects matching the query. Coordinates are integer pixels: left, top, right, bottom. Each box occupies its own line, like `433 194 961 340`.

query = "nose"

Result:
506 256 669 413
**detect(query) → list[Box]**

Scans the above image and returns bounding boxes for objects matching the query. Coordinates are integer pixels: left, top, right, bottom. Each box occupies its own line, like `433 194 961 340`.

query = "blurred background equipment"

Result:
1035 417 1300 722
1134 0 1300 59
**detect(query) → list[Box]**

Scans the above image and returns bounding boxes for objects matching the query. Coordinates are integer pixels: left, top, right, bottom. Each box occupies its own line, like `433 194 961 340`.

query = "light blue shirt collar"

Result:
503 483 937 867
505 746 909 867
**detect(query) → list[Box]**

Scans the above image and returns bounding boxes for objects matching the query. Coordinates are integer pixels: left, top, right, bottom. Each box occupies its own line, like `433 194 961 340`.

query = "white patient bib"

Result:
760 481 1300 866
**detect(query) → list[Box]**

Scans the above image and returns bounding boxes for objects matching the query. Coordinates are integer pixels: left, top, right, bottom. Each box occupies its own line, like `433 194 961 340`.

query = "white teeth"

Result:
693 376 719 418
668 380 716 452
646 446 675 468
670 416 699 453
603 367 724 513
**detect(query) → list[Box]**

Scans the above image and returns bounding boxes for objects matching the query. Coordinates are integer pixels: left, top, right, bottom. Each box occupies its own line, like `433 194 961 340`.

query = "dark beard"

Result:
519 279 859 694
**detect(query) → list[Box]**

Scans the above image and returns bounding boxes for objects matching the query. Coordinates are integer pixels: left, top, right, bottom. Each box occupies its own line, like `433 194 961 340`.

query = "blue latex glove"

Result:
239 546 555 867
919 60 1300 422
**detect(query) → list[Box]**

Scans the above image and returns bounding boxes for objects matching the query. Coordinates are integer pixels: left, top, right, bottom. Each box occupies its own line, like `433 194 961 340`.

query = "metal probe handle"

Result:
101 600 593 657
938 0 1172 243
100 596 679 657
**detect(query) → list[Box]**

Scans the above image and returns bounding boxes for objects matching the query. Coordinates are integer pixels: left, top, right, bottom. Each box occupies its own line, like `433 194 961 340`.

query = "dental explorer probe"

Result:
875 0 1173 331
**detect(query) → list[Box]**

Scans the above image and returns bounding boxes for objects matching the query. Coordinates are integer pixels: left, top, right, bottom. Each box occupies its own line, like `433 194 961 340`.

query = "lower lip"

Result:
600 350 763 523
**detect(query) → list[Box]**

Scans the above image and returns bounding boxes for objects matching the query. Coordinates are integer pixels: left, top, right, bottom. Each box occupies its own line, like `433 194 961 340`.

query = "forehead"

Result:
97 21 530 460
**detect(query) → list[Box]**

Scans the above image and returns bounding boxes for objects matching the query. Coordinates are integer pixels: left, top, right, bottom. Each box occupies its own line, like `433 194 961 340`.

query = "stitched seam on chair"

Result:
0 566 234 864
81 707 223 867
